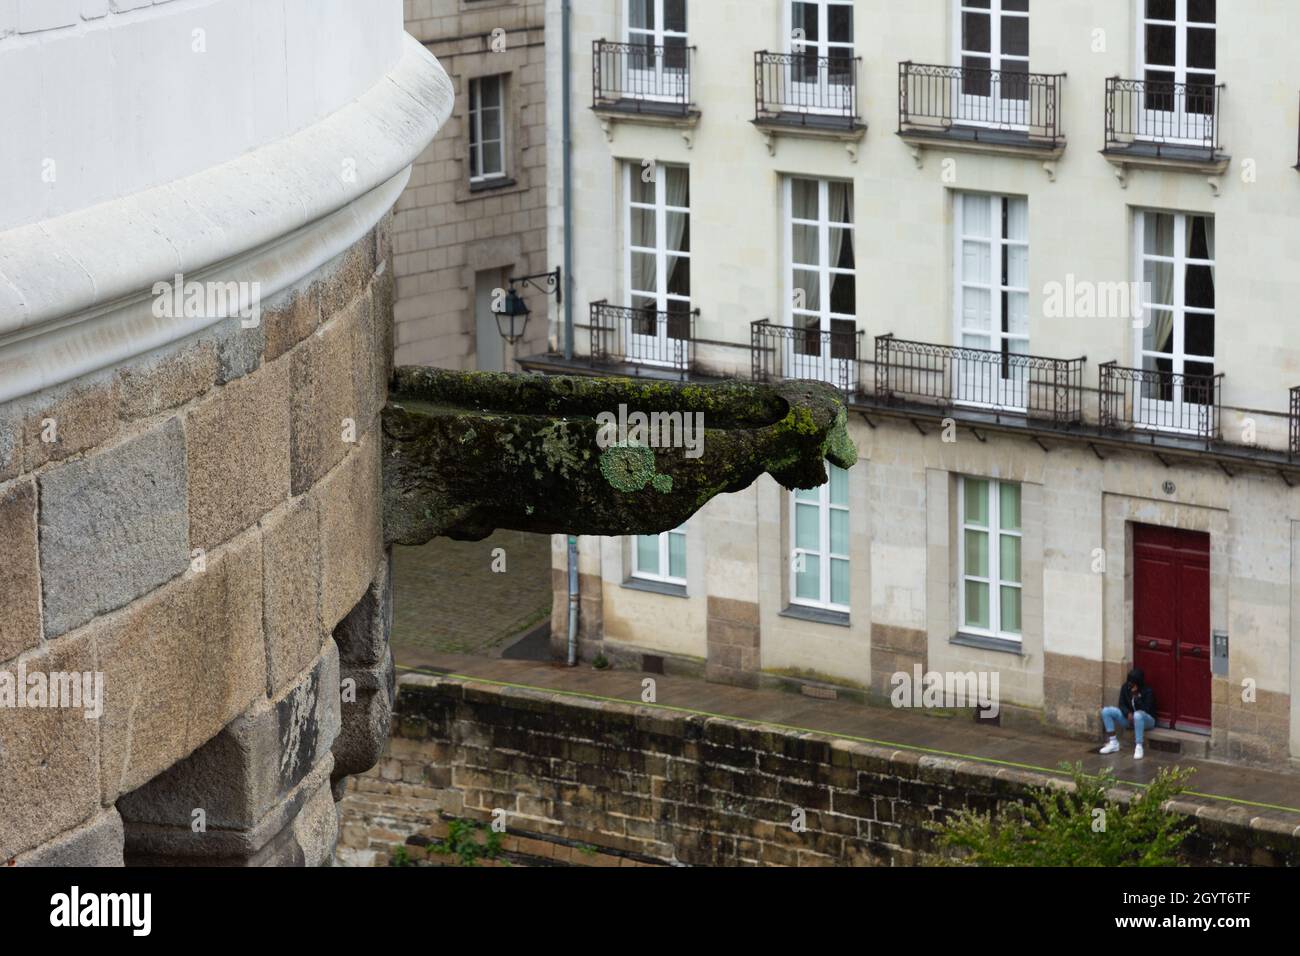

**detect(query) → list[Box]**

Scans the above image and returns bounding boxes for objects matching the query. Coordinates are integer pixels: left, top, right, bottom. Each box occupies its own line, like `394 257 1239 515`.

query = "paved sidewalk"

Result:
396 652 1300 831
390 530 551 657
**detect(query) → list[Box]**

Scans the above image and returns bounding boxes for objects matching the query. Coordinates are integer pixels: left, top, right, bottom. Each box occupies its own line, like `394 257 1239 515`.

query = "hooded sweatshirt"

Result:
1118 667 1156 717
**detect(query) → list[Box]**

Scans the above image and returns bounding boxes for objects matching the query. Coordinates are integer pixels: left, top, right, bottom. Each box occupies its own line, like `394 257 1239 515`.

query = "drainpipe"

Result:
561 1 579 666
561 0 574 360
566 534 579 666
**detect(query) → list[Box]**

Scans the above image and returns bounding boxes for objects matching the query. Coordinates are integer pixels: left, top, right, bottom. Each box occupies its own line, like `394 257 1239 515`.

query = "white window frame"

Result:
1136 0 1216 144
624 161 691 366
784 0 855 115
632 526 687 586
626 0 688 48
624 0 689 102
952 192 1029 411
957 477 1022 641
952 0 1030 129
784 176 857 391
467 75 506 184
1137 0 1216 86
785 0 854 59
1132 209 1216 431
789 464 850 613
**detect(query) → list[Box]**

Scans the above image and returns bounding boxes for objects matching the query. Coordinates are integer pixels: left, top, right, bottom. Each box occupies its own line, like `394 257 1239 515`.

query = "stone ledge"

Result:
0 36 452 405
123 754 337 866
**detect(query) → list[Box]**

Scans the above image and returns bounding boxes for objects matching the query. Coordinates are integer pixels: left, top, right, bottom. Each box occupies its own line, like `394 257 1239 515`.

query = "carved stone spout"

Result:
381 367 857 545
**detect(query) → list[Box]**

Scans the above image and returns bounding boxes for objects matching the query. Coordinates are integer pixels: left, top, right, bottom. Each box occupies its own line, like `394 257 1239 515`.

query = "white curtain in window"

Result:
630 167 656 299
827 181 850 279
792 181 820 312
632 245 654 302
1203 216 1215 289
664 167 689 293
1149 214 1176 357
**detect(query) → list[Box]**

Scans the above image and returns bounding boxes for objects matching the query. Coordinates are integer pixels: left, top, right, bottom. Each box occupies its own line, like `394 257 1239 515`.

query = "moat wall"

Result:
338 674 1300 867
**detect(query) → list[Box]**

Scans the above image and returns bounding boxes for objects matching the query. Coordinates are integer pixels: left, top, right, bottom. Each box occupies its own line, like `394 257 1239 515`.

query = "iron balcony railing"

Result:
898 61 1064 146
754 50 862 127
1099 362 1223 446
1290 386 1300 459
1104 77 1224 160
590 301 696 375
593 39 695 115
750 319 864 396
874 335 1085 423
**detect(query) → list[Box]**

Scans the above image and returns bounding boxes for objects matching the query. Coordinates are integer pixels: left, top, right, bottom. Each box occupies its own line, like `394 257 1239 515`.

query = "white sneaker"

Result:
1099 738 1120 755
1134 744 1145 760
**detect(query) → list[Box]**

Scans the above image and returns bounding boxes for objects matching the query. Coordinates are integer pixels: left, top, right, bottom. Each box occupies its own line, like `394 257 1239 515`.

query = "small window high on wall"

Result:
468 75 505 183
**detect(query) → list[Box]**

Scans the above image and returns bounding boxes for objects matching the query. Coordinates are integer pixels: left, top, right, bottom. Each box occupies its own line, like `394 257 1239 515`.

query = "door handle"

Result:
1148 640 1158 650
1188 646 1200 657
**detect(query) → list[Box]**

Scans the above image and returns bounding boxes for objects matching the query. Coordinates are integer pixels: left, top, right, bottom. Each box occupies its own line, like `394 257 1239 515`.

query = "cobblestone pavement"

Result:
390 530 551 660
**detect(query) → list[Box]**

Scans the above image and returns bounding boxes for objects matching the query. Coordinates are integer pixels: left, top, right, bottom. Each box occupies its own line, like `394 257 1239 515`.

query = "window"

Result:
626 0 688 98
1142 0 1215 90
633 526 687 586
625 162 691 363
954 192 1028 408
956 0 1029 126
790 0 854 59
786 176 856 388
1140 0 1216 136
788 1 854 108
959 478 1021 639
1135 210 1216 417
468 75 506 183
791 463 849 612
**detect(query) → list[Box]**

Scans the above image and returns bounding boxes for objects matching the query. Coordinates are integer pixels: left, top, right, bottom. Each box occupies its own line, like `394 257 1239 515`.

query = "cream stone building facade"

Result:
395 0 548 371
531 0 1300 767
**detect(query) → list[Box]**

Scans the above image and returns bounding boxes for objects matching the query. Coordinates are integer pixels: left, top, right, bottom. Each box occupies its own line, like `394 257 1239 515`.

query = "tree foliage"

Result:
931 762 1195 867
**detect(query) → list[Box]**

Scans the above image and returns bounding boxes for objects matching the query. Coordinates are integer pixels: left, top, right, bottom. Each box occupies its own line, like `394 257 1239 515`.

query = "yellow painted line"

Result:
396 663 1300 818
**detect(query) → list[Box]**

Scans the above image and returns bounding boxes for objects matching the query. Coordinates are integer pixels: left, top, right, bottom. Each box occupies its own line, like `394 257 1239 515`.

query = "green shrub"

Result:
442 819 505 867
389 845 415 867
930 762 1195 867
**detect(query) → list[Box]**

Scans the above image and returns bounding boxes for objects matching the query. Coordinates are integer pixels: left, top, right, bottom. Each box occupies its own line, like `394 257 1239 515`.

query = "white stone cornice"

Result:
0 34 453 404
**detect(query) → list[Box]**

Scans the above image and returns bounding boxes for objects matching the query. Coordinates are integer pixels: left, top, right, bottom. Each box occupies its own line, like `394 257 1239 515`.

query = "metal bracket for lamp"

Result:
495 267 562 345
510 267 563 305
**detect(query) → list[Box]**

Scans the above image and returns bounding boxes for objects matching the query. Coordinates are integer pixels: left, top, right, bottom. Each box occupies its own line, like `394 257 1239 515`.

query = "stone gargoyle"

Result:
381 367 857 545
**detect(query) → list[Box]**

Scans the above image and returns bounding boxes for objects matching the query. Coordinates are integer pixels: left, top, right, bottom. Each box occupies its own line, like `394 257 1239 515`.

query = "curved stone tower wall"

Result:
0 0 451 865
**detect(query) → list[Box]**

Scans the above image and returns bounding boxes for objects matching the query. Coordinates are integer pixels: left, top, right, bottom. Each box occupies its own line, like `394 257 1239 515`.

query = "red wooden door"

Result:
1133 524 1211 732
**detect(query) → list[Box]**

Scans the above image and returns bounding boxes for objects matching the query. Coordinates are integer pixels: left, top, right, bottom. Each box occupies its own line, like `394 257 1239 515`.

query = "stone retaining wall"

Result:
338 674 1300 867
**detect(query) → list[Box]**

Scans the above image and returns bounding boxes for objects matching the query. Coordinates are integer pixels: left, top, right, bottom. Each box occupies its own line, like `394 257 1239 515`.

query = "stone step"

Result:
1146 727 1211 758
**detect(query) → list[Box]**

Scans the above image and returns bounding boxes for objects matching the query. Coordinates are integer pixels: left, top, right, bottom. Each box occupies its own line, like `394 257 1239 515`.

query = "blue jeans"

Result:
1101 706 1155 745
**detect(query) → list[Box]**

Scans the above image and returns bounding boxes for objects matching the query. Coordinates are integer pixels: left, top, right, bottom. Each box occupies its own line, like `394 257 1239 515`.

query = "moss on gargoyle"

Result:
382 368 858 544
599 444 657 492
